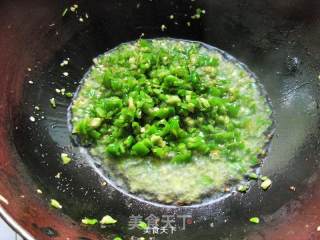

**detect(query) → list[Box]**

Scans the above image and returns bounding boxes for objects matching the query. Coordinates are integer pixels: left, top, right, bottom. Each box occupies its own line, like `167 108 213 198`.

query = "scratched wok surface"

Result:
0 0 320 239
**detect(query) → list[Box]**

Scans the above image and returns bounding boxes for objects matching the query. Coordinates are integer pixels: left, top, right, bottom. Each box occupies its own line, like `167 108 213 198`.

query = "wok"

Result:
1 0 320 239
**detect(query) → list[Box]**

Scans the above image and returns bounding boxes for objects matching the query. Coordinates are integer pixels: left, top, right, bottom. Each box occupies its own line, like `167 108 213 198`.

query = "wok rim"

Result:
0 205 35 240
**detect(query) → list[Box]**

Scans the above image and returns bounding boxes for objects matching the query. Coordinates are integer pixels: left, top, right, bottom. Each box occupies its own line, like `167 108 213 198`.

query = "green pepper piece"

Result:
237 185 249 193
100 215 117 225
82 218 98 225
138 221 148 230
106 142 125 157
171 150 192 164
261 178 272 190
61 153 72 165
166 95 181 105
249 217 260 224
152 107 175 119
50 199 62 209
152 147 168 159
131 141 150 156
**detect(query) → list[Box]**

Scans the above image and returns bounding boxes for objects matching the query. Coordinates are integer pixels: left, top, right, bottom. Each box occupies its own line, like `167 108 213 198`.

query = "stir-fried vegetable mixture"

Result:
72 39 270 163
71 39 273 204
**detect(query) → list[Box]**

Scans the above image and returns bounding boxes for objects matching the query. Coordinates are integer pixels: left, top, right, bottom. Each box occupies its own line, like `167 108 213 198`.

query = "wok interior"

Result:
4 0 320 239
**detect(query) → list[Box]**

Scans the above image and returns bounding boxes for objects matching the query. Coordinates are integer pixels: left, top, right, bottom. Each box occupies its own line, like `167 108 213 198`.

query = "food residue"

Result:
82 217 98 225
50 199 62 209
61 153 72 165
249 217 260 224
261 178 272 190
100 215 118 225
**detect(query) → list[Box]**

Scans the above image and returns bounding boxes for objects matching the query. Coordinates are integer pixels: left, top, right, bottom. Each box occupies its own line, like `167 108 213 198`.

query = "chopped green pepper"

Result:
138 221 148 230
249 217 260 224
62 8 68 16
100 215 117 225
50 199 62 209
71 39 272 165
65 92 73 98
248 172 258 180
50 98 56 108
61 153 72 165
237 185 249 193
132 141 150 156
82 218 98 225
261 178 272 190
70 39 273 204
